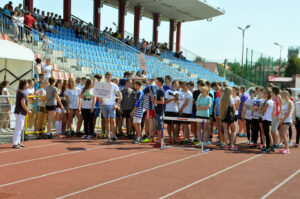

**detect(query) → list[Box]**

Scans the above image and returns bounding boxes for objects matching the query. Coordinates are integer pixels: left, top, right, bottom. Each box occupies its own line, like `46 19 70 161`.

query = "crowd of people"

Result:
2 69 299 153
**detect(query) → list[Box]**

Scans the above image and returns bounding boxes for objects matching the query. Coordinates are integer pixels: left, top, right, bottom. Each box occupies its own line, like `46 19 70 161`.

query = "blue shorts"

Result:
101 105 116 119
155 113 163 131
94 101 100 118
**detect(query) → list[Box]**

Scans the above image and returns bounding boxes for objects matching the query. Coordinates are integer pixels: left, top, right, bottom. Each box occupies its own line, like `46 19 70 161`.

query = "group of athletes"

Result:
10 71 300 153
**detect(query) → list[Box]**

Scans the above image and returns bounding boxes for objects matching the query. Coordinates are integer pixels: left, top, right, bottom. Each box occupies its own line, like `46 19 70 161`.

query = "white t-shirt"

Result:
17 16 24 27
295 102 300 118
263 99 274 121
179 90 193 114
65 88 81 109
282 100 293 123
244 98 253 120
42 64 53 79
24 87 35 97
76 84 83 91
37 88 46 107
1 88 9 104
102 82 120 106
165 89 179 113
81 89 94 109
233 96 240 115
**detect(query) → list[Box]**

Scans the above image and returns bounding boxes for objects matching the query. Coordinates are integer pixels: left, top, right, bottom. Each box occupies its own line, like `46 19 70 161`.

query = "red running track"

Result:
0 136 299 199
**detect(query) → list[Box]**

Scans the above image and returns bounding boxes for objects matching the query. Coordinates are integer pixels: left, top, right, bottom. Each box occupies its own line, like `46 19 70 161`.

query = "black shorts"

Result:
180 113 192 124
46 105 55 111
121 110 132 118
259 117 263 123
116 109 122 118
234 115 238 122
210 115 216 122
238 114 244 121
164 112 179 124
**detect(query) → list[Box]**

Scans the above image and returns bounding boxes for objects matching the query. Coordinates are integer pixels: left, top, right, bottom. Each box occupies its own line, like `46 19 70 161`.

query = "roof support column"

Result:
118 0 126 40
169 19 175 51
63 0 71 26
134 6 141 46
152 13 160 46
24 0 33 14
93 0 102 30
176 21 181 52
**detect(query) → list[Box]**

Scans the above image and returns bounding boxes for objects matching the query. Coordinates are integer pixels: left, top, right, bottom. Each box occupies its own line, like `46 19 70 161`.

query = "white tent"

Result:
0 40 34 91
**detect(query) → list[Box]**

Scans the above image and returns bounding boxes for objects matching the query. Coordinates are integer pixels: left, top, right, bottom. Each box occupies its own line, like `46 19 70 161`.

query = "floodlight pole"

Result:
274 42 283 76
238 25 251 78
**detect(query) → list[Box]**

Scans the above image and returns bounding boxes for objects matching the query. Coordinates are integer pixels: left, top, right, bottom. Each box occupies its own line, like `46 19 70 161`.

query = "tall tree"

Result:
285 54 300 77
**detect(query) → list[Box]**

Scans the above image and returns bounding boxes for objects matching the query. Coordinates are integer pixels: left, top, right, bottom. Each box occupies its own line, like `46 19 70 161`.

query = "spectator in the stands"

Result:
108 28 112 35
124 36 130 45
34 58 42 80
17 12 24 41
141 70 147 78
11 11 19 41
136 71 141 78
24 12 37 43
3 5 11 29
33 8 37 18
141 39 146 53
5 1 13 13
23 6 29 15
14 3 22 14
48 20 59 34
103 27 108 33
41 58 53 80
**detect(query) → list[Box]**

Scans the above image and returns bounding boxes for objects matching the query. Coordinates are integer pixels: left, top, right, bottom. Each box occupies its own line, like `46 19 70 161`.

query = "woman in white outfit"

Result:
279 91 293 154
13 80 32 149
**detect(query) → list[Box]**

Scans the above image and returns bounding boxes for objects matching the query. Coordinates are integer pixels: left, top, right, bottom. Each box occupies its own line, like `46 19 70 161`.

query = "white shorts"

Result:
56 108 62 113
133 116 142 124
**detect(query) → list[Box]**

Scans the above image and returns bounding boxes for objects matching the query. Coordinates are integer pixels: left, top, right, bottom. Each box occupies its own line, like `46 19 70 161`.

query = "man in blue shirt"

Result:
150 77 165 148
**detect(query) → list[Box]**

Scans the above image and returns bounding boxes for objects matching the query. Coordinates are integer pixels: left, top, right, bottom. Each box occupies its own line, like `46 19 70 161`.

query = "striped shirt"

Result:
134 91 144 118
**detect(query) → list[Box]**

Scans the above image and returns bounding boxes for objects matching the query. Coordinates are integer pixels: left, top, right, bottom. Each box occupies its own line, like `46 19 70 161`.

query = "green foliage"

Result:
194 56 204 63
285 54 300 77
217 64 225 77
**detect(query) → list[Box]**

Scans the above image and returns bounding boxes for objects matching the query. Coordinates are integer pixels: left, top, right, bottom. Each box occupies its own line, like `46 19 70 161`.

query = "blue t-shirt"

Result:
196 95 211 118
133 91 144 118
163 85 171 92
209 90 215 116
215 97 220 116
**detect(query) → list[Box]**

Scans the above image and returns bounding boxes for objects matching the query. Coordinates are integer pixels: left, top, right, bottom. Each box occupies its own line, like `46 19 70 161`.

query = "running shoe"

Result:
289 140 293 146
81 135 87 139
280 148 290 154
223 145 229 150
0 129 8 133
207 141 211 145
112 136 117 143
104 138 110 143
133 138 141 144
262 148 271 153
250 144 257 148
87 135 93 139
196 142 201 147
141 137 150 143
279 142 284 147
294 144 299 148
237 133 242 137
230 146 238 151
242 134 247 137
152 142 161 148
271 147 276 152
47 133 53 139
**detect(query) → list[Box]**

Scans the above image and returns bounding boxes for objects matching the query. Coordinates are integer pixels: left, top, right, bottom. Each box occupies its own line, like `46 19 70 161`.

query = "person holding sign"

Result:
101 72 122 143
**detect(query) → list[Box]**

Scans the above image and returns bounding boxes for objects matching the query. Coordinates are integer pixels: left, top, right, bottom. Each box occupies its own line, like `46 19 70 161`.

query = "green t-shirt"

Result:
196 95 211 118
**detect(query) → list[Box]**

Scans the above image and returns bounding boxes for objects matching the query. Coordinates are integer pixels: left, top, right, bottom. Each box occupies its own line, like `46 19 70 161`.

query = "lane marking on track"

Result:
0 143 60 154
0 144 119 168
158 154 263 199
56 152 208 199
260 169 300 199
0 149 156 188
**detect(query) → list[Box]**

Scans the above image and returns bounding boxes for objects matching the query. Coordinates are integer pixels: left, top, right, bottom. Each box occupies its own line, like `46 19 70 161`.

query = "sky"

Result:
2 0 299 63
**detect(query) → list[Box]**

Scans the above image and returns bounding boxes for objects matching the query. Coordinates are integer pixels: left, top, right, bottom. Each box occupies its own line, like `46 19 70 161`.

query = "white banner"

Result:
137 53 147 71
94 82 112 99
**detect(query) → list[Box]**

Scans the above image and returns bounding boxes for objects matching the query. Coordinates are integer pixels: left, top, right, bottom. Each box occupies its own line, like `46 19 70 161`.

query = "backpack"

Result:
225 104 235 123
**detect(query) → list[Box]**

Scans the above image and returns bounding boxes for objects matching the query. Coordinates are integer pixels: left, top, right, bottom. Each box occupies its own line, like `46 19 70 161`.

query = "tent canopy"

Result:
0 40 34 61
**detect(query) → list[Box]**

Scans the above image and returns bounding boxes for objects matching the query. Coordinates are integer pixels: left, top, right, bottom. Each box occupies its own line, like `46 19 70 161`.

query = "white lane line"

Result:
260 169 300 199
56 152 206 199
0 143 60 154
159 154 263 199
0 149 156 188
0 145 113 168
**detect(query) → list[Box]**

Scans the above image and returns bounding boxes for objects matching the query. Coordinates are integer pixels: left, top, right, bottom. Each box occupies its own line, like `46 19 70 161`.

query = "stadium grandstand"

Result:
0 0 240 88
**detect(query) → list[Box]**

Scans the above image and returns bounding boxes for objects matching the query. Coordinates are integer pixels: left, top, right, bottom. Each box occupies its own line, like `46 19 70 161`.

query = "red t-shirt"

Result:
215 89 220 98
24 15 36 28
